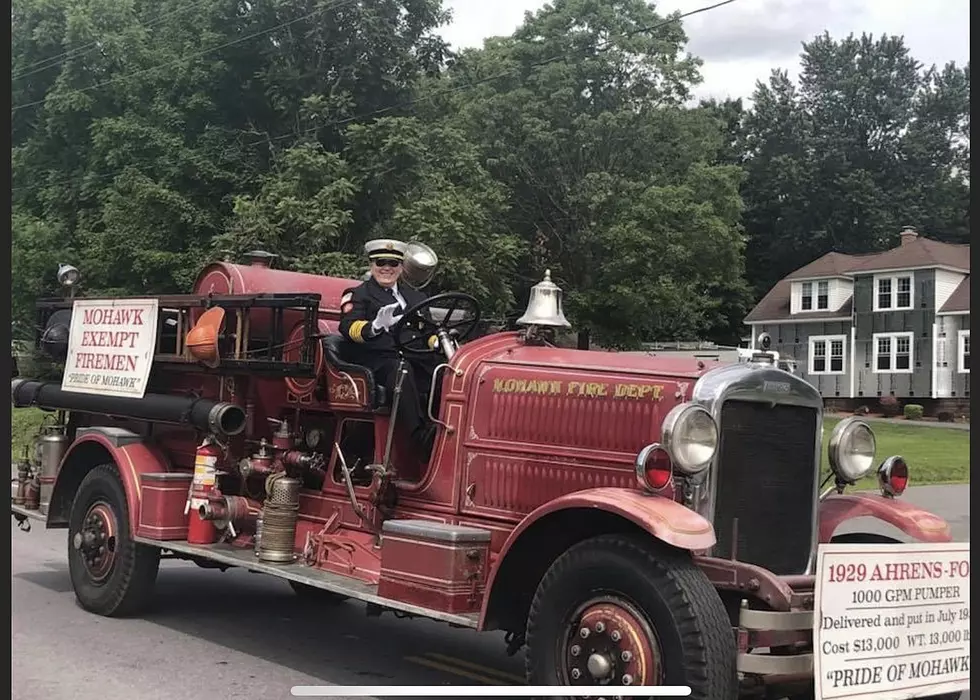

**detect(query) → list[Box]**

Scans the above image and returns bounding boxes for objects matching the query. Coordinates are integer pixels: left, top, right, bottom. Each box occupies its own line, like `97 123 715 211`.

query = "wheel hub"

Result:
74 502 118 583
563 597 663 686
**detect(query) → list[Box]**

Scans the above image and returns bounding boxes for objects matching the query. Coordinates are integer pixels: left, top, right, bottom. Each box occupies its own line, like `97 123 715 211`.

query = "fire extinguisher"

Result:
186 438 222 545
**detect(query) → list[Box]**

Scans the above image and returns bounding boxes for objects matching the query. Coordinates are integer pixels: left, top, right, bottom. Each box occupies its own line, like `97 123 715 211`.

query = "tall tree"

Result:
740 32 970 297
430 0 751 347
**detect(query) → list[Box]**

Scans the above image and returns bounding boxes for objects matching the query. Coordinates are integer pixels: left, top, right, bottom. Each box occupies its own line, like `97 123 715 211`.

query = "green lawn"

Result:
10 409 971 489
820 417 970 491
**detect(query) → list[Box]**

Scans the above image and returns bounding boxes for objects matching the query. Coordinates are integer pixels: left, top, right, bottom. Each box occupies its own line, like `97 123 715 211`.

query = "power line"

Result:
12 0 215 81
11 0 360 113
12 0 739 193
247 0 741 147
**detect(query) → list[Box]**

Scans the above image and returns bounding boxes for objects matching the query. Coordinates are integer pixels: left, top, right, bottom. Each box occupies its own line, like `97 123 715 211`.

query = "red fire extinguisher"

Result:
186 438 222 545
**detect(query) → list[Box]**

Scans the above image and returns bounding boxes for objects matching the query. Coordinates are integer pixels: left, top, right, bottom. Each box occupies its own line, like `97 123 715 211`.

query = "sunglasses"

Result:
373 258 401 268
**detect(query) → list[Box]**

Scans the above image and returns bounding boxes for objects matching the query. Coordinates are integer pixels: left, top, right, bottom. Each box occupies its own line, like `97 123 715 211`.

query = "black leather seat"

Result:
320 334 389 410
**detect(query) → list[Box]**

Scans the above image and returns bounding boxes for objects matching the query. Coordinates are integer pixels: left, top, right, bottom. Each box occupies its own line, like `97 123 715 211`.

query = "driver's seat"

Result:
320 334 389 411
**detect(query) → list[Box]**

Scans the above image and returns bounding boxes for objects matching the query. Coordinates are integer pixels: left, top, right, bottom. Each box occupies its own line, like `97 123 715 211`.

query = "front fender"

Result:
48 427 172 537
818 492 952 543
478 487 715 629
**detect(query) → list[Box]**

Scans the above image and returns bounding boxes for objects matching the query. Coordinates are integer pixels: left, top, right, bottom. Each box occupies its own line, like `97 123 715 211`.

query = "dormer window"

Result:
874 274 913 311
800 281 829 311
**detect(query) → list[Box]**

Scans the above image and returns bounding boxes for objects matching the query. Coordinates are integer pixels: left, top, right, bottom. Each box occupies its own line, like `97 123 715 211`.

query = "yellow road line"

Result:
422 653 527 684
405 656 506 685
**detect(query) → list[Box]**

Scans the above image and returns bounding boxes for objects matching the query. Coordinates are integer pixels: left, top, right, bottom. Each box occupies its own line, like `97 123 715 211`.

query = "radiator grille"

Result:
712 399 818 575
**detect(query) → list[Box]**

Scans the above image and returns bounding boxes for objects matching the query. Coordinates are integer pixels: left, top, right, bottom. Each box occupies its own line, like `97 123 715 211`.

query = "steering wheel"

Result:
392 292 482 357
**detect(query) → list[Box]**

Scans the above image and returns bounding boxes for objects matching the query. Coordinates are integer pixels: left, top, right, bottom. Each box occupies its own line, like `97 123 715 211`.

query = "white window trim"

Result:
796 280 831 313
872 331 915 374
873 273 914 312
808 334 847 375
958 330 970 374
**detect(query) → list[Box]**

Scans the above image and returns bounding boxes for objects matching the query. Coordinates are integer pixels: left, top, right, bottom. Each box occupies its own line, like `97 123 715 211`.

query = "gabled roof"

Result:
744 278 853 324
939 276 970 314
846 236 969 274
745 230 969 324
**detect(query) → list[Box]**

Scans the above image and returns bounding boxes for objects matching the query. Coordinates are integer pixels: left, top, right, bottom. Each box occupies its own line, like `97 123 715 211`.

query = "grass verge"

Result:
821 417 970 491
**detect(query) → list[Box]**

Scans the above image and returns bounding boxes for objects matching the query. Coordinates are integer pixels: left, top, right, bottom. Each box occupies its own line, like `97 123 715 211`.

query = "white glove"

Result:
371 302 403 332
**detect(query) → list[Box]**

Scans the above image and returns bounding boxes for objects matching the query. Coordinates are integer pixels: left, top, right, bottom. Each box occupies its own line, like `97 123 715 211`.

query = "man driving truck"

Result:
338 239 439 460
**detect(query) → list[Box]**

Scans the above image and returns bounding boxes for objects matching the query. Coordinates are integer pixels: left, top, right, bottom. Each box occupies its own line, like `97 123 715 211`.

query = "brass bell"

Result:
516 269 571 328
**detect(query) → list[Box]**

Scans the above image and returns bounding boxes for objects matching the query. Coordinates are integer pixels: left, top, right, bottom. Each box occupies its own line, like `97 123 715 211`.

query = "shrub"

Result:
904 404 925 421
937 411 955 423
879 395 902 417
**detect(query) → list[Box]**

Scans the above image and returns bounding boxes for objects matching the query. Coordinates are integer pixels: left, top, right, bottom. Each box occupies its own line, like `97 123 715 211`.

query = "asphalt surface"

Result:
12 484 970 700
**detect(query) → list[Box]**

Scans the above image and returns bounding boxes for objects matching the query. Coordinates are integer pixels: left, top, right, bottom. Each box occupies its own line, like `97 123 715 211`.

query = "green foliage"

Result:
10 0 970 350
904 404 925 421
734 32 970 297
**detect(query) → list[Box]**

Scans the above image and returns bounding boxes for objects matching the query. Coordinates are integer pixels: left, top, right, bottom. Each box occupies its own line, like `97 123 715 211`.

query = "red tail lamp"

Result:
634 443 673 493
878 455 909 498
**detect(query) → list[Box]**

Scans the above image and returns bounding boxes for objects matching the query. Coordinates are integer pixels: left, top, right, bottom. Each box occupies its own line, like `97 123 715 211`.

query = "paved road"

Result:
12 485 970 700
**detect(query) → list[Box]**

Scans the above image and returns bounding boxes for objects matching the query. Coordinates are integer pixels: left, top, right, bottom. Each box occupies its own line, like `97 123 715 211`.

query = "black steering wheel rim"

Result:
392 292 482 356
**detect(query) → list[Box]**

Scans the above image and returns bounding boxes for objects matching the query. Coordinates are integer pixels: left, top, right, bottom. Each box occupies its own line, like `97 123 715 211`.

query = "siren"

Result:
185 306 226 368
516 269 571 328
401 241 439 289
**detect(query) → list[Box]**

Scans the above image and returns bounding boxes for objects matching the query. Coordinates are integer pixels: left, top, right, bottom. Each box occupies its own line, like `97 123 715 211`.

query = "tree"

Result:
739 32 970 297
431 0 750 347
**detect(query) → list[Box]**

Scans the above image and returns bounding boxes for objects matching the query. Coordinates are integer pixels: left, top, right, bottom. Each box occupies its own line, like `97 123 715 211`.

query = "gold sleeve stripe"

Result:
349 320 368 342
427 335 438 349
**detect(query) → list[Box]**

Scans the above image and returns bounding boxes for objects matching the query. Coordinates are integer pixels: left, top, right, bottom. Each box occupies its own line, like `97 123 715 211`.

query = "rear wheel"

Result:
67 463 160 616
525 533 737 699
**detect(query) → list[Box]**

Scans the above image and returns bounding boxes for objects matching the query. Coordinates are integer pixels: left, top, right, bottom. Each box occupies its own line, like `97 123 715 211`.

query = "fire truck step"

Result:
11 503 48 522
132 536 481 628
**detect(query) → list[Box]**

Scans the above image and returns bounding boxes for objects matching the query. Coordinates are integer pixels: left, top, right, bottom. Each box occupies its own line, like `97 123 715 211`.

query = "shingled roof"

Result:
939 276 970 314
745 229 970 324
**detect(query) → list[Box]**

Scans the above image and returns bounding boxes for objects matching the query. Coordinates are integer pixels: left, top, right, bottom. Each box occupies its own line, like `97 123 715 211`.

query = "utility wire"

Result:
237 0 741 147
13 0 739 193
12 0 215 81
12 0 360 113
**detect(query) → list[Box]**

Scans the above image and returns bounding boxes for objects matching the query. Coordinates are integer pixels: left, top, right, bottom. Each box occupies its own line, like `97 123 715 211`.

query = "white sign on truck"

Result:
814 541 970 700
62 298 160 399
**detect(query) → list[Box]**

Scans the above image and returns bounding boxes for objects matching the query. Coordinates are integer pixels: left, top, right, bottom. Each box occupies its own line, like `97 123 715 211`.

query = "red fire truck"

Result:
11 248 957 699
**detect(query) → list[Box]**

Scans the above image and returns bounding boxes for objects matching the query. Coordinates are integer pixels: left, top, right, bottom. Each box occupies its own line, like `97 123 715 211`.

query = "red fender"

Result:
51 428 173 537
479 487 715 626
819 492 952 543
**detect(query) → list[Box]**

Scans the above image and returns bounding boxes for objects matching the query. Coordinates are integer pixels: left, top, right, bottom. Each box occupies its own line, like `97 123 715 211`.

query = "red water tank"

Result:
191 252 358 337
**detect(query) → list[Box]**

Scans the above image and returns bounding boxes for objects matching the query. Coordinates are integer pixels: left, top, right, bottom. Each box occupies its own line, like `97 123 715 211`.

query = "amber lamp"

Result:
185 307 226 368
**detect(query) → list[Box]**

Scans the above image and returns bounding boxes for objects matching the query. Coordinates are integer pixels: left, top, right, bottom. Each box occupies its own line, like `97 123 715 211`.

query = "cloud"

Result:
437 0 970 103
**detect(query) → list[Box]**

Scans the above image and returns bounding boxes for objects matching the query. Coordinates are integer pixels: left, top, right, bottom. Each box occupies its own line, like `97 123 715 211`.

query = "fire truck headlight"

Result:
828 417 877 483
662 403 717 475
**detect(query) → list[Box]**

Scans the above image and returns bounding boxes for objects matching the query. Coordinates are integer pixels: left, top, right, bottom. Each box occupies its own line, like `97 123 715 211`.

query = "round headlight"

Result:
662 403 717 475
828 417 876 482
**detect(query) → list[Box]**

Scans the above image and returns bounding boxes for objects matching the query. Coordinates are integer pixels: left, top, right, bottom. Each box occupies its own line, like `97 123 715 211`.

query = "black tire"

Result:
288 580 350 604
525 533 737 700
67 463 160 617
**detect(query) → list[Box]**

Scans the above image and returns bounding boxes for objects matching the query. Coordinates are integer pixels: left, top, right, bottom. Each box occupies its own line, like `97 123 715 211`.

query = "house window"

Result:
816 281 829 310
873 332 914 373
809 335 846 375
958 330 970 373
874 275 914 311
799 280 829 312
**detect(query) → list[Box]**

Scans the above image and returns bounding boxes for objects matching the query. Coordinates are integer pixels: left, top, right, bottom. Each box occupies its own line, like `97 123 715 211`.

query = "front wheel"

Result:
67 463 160 616
525 533 738 700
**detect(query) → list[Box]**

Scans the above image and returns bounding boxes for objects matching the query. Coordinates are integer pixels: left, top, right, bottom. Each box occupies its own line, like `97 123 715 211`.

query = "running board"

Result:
11 503 48 523
133 536 480 629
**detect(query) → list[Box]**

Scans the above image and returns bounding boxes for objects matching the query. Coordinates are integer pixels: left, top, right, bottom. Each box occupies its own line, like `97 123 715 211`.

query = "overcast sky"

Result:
438 0 970 103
